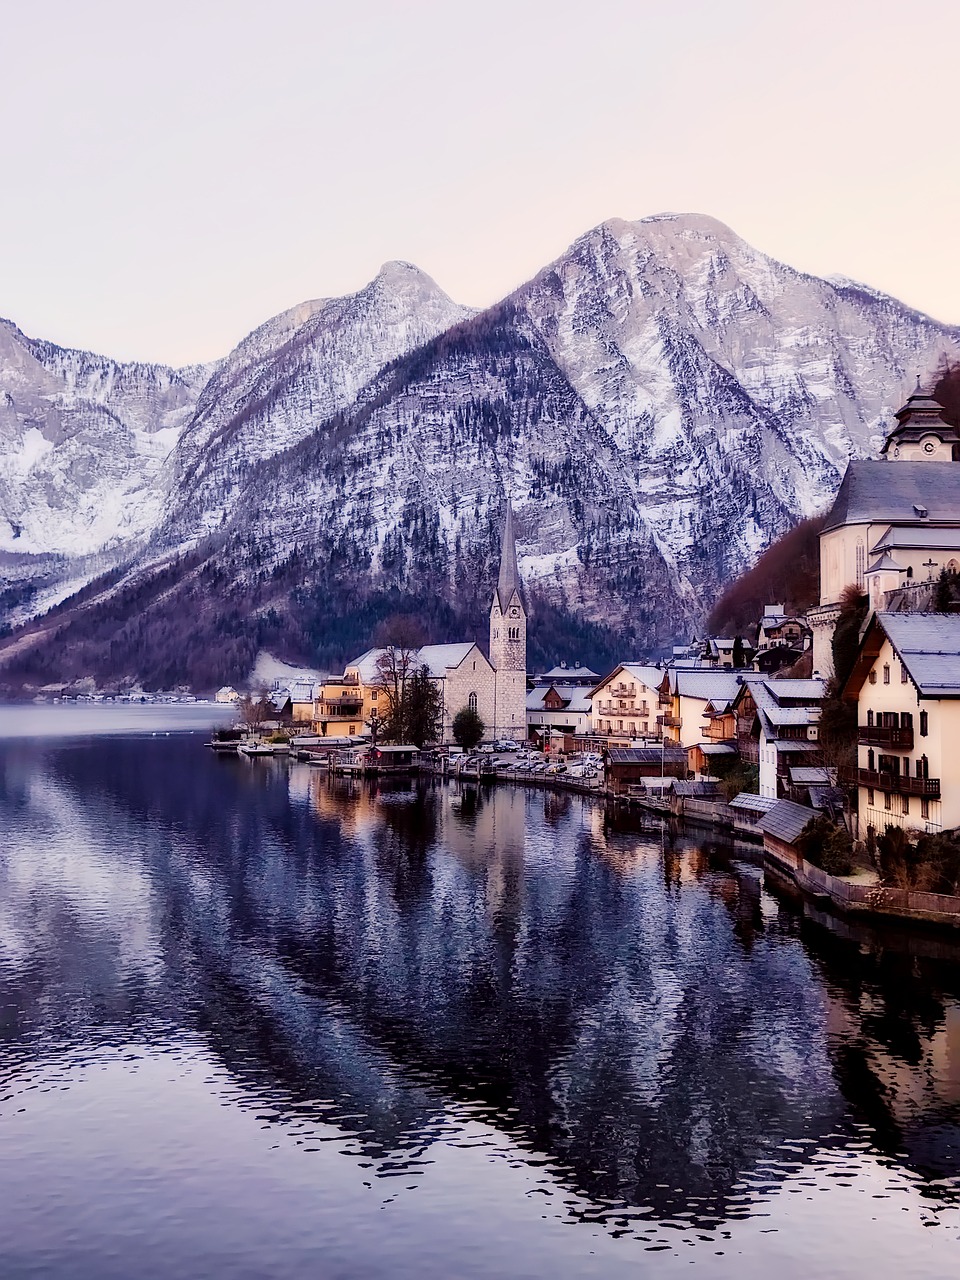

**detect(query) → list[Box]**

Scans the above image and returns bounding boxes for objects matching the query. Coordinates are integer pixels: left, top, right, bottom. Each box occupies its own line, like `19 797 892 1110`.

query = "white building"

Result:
810 383 960 675
589 664 664 742
526 685 593 740
733 678 826 800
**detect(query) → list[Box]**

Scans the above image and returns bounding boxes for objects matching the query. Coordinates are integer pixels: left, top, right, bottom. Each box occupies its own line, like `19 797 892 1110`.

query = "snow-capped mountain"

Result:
0 318 208 557
1 214 958 688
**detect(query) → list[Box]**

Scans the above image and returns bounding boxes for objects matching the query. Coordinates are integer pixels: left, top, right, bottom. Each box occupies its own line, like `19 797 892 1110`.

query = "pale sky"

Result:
2 0 958 366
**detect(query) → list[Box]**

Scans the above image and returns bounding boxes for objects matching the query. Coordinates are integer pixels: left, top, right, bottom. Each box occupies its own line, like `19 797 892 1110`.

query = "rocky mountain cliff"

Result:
2 214 958 690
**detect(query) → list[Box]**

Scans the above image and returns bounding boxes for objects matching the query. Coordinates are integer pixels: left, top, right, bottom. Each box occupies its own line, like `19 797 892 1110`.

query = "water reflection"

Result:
1 733 959 1268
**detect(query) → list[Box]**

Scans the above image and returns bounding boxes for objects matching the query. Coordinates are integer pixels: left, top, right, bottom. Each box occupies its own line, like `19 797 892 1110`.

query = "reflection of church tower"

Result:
489 502 527 741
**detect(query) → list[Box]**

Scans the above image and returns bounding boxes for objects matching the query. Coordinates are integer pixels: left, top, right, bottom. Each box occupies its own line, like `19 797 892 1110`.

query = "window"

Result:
884 792 892 811
371 689 378 699
867 749 875 771
921 798 930 820
468 691 478 713
883 664 890 685
918 755 929 780
869 671 877 685
902 794 910 816
867 710 874 727
920 711 928 737
867 787 875 806
901 664 908 684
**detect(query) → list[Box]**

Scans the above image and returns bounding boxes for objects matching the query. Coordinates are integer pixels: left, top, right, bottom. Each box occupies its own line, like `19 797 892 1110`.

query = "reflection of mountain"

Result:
1 738 959 1232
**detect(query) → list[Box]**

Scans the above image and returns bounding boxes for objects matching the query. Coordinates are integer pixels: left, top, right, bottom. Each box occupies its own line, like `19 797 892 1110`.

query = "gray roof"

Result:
607 747 687 765
764 679 827 702
822 461 960 534
871 526 960 553
866 552 905 574
757 799 816 844
698 742 737 755
669 671 744 703
729 792 779 814
672 780 720 797
789 766 834 784
768 738 819 753
877 612 960 696
539 664 599 680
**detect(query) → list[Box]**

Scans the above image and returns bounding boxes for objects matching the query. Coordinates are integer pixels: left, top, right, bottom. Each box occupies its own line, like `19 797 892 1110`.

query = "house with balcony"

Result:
842 613 960 835
526 684 593 742
732 677 826 799
657 670 744 747
588 664 664 744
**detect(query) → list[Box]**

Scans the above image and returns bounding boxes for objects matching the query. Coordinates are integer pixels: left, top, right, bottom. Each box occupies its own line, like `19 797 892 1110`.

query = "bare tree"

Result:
238 688 272 729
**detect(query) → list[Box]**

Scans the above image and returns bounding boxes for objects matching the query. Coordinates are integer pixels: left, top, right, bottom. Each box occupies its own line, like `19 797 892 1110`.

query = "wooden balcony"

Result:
858 724 914 750
659 714 681 729
845 766 940 798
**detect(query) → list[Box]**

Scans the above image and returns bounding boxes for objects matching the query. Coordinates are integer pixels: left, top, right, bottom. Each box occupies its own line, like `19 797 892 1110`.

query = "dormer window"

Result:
913 504 928 519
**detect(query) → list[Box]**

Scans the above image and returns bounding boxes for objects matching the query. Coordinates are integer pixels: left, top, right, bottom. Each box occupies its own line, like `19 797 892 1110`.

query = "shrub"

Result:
798 813 855 876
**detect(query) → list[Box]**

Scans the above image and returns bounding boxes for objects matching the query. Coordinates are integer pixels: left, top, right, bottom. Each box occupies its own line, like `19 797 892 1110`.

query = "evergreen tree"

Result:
732 635 746 668
452 706 485 750
404 665 443 748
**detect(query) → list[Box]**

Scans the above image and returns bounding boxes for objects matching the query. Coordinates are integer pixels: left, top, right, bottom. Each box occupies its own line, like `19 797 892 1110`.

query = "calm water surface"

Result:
1 706 959 1278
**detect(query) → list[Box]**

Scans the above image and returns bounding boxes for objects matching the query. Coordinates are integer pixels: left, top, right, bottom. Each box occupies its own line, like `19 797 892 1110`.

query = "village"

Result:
208 382 960 931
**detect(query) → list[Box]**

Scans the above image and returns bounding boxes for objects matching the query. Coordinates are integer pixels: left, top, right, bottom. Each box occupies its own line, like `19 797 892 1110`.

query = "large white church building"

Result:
810 382 960 675
344 504 528 743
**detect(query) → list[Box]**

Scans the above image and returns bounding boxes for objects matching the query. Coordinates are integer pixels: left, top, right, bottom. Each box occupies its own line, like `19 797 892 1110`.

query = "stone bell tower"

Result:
489 502 527 741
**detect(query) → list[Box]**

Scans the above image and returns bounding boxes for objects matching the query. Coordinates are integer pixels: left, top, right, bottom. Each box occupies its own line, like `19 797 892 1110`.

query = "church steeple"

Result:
489 500 527 741
881 380 959 461
495 500 523 611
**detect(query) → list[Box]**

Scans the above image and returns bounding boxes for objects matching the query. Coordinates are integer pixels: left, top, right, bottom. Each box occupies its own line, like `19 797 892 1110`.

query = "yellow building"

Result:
843 613 960 835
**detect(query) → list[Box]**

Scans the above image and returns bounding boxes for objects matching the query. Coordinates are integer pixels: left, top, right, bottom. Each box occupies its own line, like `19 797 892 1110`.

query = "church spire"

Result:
495 501 522 610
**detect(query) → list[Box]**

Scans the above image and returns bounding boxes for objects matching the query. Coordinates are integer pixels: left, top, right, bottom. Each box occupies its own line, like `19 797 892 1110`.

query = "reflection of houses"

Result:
589 664 664 742
526 684 592 742
732 677 826 799
842 612 960 836
810 384 960 676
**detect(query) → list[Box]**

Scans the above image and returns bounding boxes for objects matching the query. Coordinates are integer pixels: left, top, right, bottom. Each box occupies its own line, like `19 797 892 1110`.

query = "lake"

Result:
0 706 958 1278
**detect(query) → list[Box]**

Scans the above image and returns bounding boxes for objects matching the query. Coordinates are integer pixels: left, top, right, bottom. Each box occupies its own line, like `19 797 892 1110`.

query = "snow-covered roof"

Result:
822 461 960 534
345 642 478 683
526 685 592 713
539 664 599 680
668 671 743 704
876 613 960 696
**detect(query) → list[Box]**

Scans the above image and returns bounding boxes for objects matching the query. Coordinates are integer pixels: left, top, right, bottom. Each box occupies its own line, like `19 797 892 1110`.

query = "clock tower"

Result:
881 379 960 462
489 502 528 741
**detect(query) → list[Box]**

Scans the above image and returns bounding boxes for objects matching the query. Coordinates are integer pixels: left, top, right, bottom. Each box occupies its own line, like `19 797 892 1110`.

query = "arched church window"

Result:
855 541 865 587
468 692 478 713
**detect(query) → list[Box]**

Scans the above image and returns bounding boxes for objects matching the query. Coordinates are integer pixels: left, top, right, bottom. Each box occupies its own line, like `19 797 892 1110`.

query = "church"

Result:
810 382 960 675
343 503 528 743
